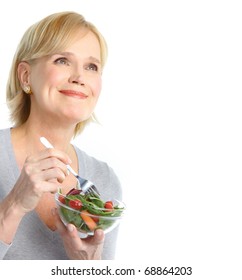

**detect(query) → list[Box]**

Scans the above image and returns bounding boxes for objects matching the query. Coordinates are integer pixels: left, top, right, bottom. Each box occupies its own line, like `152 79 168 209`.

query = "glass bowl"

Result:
55 190 125 238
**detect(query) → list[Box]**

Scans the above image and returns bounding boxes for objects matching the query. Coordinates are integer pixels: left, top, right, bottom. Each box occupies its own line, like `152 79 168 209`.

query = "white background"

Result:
0 0 242 278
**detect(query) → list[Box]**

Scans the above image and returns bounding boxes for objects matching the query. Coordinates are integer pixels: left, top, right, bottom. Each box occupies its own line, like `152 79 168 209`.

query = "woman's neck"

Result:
11 120 76 153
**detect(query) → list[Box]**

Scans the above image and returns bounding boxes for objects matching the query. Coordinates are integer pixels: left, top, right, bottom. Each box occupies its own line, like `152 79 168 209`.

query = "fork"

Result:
40 137 100 197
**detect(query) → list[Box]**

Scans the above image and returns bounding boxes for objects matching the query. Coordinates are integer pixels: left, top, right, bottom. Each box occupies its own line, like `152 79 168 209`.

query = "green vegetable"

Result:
58 189 124 233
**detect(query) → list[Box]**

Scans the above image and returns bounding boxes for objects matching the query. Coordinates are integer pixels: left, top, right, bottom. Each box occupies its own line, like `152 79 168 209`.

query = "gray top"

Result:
0 128 122 260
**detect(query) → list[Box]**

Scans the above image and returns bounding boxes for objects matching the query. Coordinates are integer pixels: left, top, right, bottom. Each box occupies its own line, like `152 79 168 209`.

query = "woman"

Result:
0 11 122 260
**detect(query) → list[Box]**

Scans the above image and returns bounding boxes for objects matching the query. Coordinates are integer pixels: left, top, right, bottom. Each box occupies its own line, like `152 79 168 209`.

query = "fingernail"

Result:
68 224 74 232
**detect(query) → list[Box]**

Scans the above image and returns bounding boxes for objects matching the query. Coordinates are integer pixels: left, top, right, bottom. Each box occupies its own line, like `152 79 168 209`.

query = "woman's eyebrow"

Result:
54 52 101 64
87 56 101 65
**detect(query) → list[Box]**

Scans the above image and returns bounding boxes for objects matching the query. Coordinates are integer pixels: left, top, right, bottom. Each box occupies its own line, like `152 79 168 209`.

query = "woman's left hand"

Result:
52 208 104 259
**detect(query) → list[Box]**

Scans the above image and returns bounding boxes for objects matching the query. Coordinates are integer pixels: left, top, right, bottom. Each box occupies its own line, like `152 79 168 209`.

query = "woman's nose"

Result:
69 71 85 86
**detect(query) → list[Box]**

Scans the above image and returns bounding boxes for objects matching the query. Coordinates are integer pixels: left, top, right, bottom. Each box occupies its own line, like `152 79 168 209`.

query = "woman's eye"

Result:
86 63 98 72
54 57 69 65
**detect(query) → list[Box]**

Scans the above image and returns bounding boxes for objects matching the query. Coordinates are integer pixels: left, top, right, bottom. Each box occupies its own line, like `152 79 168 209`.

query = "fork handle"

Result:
40 137 78 177
66 165 78 177
40 137 53 149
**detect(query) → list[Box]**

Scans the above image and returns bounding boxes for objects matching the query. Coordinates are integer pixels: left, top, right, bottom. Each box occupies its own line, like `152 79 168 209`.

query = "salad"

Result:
56 188 124 235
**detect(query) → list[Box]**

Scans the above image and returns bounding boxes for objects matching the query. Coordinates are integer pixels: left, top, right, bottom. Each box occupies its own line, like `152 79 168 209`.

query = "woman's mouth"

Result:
59 90 88 99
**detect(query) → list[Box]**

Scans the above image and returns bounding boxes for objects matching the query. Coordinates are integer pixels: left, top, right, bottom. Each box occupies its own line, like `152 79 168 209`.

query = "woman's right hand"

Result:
11 148 71 214
0 148 71 245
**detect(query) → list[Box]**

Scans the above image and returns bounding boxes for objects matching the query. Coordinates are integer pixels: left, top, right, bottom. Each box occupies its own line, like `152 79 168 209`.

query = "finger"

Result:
38 157 69 177
92 229 105 245
44 148 72 165
66 223 79 238
42 167 67 183
55 215 84 250
26 167 66 187
31 181 61 194
53 208 79 239
27 148 72 165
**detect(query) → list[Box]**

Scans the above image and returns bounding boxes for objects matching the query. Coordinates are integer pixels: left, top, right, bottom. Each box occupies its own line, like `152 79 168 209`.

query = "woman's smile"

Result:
59 89 88 99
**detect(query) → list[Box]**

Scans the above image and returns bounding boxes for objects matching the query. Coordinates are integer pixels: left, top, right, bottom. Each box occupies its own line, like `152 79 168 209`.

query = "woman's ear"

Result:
17 62 31 87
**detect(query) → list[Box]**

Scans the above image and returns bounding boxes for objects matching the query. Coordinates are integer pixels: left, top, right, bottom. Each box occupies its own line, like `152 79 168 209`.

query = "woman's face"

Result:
27 30 102 127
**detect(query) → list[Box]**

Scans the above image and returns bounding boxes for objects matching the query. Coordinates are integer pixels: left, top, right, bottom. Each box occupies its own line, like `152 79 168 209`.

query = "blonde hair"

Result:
6 11 108 136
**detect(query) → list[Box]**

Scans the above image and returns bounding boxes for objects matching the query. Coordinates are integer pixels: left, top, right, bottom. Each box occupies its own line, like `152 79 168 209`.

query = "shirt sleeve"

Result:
0 240 12 259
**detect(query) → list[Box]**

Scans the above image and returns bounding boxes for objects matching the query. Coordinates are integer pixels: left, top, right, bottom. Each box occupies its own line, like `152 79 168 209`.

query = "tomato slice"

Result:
104 201 113 211
69 199 83 210
58 195 66 204
92 216 100 223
